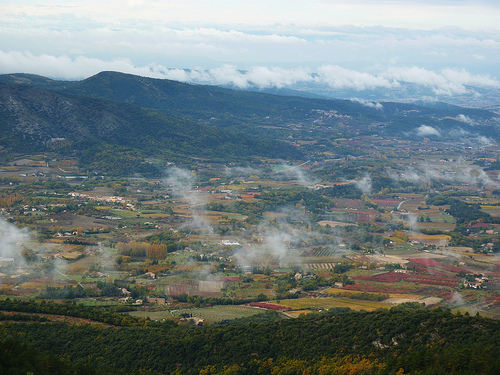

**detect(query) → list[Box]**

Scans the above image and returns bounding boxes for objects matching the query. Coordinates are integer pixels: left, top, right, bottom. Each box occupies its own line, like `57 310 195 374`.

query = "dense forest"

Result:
0 82 302 175
1 300 499 374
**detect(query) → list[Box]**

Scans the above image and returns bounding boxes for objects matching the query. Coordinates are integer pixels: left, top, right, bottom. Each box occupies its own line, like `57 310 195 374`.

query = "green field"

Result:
78 299 123 307
130 305 264 323
238 283 274 298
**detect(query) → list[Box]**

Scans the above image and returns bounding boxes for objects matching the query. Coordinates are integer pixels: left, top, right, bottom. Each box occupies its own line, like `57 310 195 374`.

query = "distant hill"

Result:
0 82 302 175
2 71 495 136
0 73 72 90
58 71 359 128
1 71 499 174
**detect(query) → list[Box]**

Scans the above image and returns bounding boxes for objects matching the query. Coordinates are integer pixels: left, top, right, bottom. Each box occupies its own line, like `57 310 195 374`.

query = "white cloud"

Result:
1 51 499 101
1 7 499 71
477 136 494 146
0 51 166 80
389 161 500 188
382 66 500 95
245 66 313 89
3 0 500 29
0 218 32 262
456 114 476 125
356 174 372 196
350 98 384 110
202 65 250 88
417 125 441 137
317 65 395 90
164 167 213 234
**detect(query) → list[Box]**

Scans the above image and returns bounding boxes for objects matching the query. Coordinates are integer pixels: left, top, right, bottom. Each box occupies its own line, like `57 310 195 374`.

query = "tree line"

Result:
1 300 500 374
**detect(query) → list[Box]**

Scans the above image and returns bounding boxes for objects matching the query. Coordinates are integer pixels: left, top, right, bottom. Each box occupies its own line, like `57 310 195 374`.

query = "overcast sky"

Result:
0 0 499 96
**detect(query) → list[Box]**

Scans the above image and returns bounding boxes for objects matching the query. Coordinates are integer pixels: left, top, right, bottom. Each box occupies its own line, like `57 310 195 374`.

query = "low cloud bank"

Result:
1 51 498 97
350 98 384 110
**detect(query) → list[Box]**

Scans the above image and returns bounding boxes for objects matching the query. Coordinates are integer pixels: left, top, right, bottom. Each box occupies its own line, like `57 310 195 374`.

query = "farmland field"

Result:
130 305 264 323
453 306 498 319
418 222 456 231
275 296 389 311
324 288 422 300
238 283 274 298
481 206 500 217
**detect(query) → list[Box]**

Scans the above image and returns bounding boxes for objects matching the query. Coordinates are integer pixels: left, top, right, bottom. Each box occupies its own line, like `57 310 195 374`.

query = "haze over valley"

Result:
1 1 500 374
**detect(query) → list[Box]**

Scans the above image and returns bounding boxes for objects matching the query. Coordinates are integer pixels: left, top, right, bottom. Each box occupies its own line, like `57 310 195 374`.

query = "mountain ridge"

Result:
1 71 499 175
0 81 302 174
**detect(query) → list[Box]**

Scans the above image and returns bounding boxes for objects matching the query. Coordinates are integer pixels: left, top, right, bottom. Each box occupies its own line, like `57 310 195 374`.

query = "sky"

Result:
0 0 499 98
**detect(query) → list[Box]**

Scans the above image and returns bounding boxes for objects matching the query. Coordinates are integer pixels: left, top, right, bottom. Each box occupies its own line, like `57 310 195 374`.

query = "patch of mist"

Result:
437 246 464 259
448 128 495 147
0 218 38 283
456 114 476 126
386 161 499 188
274 163 316 188
233 206 341 270
0 218 32 265
164 167 213 234
355 174 372 196
406 213 420 233
477 136 494 146
449 291 466 307
187 261 217 283
437 239 450 250
440 128 496 147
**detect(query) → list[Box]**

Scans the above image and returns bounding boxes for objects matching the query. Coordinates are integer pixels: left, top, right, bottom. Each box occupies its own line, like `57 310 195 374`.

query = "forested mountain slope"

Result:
0 82 302 174
1 71 499 175
1 71 497 140
1 300 499 375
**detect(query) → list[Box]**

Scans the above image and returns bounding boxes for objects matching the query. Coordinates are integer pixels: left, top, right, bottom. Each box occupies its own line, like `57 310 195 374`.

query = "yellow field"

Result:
29 161 45 166
1 166 20 171
47 238 66 244
224 185 246 190
408 233 451 240
324 288 422 299
60 252 83 260
453 307 498 319
478 205 500 210
286 310 313 318
275 297 389 312
18 282 46 289
262 212 288 218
